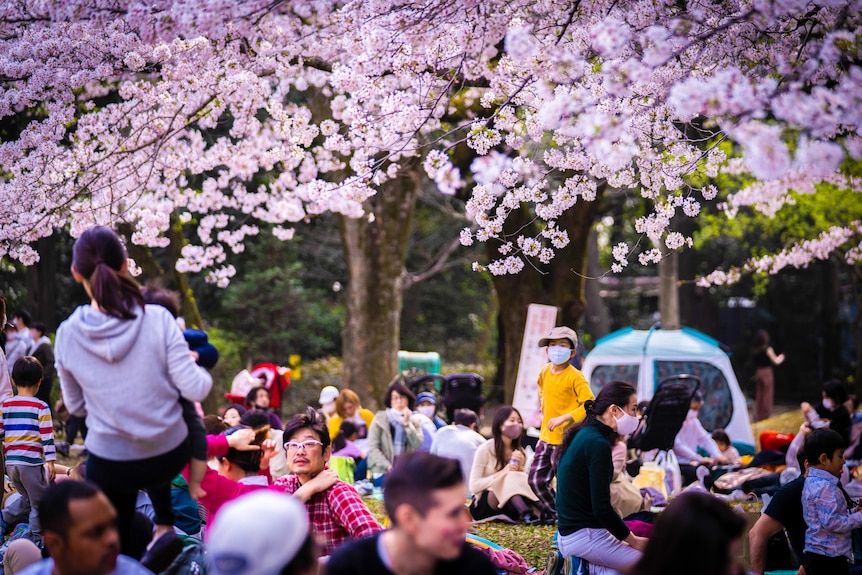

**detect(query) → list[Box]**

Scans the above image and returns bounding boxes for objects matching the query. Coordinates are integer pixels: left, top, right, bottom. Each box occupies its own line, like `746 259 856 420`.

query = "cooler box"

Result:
397 351 441 375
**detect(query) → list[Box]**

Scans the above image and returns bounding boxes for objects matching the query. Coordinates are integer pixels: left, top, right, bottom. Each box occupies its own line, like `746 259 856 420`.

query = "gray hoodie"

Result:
55 304 212 460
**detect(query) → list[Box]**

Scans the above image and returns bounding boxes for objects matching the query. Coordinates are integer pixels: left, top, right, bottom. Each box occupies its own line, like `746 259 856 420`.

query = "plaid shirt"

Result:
274 473 382 556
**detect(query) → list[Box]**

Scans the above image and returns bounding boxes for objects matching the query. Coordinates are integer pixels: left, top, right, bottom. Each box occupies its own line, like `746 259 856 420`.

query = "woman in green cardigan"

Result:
554 380 648 575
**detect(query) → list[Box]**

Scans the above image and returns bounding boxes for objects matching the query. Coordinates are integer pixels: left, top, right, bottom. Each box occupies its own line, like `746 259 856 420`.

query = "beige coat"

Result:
469 439 537 506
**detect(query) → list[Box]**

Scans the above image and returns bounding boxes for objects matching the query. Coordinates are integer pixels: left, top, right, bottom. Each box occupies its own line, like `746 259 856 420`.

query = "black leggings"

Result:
87 440 189 558
66 414 88 445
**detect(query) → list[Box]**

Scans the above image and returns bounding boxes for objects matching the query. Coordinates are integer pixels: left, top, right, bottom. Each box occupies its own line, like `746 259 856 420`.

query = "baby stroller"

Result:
441 373 485 423
629 374 700 452
627 374 700 493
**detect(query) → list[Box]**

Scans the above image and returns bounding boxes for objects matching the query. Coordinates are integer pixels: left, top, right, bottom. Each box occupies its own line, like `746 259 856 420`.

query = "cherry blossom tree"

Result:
1 0 859 399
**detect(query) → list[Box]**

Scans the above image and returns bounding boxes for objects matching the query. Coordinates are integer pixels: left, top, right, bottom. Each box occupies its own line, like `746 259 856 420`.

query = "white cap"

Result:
318 386 339 406
207 491 309 575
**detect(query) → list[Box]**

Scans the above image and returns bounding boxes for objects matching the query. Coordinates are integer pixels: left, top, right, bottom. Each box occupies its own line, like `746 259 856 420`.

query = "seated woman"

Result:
801 379 851 445
222 405 246 427
327 389 375 450
366 383 424 486
672 391 728 485
469 406 546 524
556 380 647 575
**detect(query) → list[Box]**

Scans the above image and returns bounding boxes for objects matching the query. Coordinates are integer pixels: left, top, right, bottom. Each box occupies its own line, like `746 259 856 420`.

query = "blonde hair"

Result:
336 389 361 419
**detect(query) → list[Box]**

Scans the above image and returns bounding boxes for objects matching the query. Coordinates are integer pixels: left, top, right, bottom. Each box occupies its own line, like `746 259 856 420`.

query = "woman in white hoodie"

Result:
55 226 212 558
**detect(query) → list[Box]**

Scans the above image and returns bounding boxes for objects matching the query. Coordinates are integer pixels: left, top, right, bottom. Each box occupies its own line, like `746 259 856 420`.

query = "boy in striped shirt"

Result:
1 356 55 544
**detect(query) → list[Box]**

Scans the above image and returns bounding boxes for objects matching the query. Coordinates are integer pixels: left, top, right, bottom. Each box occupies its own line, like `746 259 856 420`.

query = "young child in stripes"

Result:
0 356 56 545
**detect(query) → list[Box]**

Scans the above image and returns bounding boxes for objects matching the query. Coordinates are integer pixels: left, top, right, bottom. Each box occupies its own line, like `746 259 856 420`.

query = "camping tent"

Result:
581 326 755 450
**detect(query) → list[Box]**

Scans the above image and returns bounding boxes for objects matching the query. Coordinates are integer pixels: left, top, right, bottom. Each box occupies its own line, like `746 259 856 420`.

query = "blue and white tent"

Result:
582 326 754 451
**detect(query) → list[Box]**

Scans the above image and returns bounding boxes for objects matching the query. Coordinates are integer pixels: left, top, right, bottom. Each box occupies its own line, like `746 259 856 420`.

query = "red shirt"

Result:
273 473 382 556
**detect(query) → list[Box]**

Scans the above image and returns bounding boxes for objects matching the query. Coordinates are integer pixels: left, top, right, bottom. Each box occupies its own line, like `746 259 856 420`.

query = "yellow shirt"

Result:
537 363 594 444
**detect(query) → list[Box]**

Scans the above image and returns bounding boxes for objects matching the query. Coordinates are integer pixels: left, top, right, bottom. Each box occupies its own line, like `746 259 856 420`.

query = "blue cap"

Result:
416 392 436 405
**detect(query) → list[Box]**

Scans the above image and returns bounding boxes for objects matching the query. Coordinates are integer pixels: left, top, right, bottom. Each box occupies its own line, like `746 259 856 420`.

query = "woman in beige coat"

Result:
469 406 546 524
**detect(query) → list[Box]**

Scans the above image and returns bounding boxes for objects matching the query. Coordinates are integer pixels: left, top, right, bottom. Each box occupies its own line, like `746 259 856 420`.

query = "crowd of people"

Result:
0 225 857 575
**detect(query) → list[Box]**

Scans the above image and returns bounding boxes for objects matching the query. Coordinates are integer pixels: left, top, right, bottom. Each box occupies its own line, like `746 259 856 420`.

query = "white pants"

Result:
558 527 642 575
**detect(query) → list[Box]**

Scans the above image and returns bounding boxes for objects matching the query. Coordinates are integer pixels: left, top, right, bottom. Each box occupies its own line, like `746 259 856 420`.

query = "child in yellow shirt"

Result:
528 326 594 523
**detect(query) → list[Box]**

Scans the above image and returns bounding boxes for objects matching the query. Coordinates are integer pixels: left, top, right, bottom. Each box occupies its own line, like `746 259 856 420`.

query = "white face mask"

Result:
614 407 639 437
822 398 835 410
547 346 572 365
417 405 436 419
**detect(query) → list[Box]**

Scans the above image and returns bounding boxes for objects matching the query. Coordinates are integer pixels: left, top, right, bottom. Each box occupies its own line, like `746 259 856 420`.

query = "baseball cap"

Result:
415 392 437 405
538 326 578 348
318 386 339 406
207 491 309 575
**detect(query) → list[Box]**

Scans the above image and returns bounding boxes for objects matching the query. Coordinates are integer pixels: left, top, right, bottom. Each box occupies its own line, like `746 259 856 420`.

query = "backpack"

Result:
160 543 206 575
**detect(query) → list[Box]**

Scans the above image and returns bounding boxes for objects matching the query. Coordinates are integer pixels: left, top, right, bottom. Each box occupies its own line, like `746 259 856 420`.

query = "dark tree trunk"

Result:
489 191 602 403
25 234 59 330
583 228 610 341
340 166 420 408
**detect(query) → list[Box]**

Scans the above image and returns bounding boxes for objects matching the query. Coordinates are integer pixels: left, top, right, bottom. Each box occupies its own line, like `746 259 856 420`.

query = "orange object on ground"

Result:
759 431 795 452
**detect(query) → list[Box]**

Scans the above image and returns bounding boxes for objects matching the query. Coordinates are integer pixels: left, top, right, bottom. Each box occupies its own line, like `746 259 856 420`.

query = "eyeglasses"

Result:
284 440 324 452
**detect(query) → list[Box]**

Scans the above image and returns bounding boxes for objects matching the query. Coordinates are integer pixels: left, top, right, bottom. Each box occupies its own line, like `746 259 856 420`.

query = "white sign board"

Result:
512 303 559 428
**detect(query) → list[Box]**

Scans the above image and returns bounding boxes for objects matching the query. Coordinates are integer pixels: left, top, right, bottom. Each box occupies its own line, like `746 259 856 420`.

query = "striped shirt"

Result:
0 397 56 465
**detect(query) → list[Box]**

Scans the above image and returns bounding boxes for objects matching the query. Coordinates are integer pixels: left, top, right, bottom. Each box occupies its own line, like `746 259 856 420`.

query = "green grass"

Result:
362 497 556 569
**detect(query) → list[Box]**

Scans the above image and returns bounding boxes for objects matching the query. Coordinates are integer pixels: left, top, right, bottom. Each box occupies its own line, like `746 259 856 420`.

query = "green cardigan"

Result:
556 420 631 541
366 410 424 475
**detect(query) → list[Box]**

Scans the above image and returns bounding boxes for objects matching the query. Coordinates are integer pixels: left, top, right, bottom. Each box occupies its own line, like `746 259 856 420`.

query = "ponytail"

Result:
555 381 636 467
72 226 144 320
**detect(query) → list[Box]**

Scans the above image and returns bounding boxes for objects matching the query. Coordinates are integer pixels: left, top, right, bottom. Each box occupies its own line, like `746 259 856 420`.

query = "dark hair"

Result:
796 445 807 470
283 407 331 451
12 356 43 388
223 404 246 420
204 414 229 435
691 390 704 405
492 406 524 471
14 310 31 327
241 409 273 444
39 481 102 538
453 408 479 428
141 286 180 318
246 385 270 407
630 491 745 575
0 296 6 322
219 426 263 472
711 429 730 446
383 382 416 410
280 534 318 575
72 226 145 320
804 427 846 467
335 389 361 419
332 420 358 453
556 380 636 466
30 321 47 336
383 452 463 525
752 329 769 353
822 379 848 405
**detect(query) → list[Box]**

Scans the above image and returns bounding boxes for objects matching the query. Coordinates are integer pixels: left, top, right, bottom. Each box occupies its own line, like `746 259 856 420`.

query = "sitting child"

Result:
802 427 862 575
710 429 741 465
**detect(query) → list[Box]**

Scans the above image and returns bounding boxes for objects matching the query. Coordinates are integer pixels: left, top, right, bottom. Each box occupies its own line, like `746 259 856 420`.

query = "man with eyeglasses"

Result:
274 407 382 557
